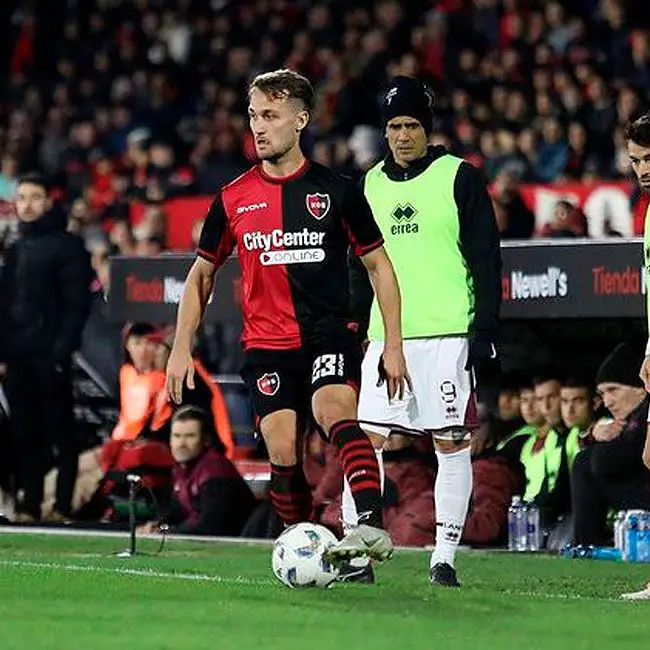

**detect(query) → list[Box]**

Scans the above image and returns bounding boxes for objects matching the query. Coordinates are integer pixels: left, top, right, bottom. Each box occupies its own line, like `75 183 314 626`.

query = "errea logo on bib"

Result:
390 203 420 235
242 228 326 266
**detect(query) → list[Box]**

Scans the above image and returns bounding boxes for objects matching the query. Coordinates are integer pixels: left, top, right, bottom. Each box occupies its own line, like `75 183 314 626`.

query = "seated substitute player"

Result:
165 69 410 564
350 77 502 586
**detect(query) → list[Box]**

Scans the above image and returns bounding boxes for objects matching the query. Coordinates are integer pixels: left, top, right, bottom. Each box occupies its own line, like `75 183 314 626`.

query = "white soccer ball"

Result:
271 522 340 588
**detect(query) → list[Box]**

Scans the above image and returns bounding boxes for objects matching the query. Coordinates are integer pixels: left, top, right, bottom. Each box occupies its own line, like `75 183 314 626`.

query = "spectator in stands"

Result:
490 171 535 239
138 406 255 536
0 174 92 522
572 343 650 545
539 200 589 238
0 154 18 201
109 220 136 256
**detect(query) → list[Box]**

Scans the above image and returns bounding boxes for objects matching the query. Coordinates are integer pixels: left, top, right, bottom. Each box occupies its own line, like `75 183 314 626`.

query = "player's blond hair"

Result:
248 69 315 114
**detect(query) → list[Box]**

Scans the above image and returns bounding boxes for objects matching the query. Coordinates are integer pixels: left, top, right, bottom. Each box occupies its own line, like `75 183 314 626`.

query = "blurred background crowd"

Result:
1 0 650 256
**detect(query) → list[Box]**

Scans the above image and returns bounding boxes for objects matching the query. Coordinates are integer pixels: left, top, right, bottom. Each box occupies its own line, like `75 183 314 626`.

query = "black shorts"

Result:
241 330 362 428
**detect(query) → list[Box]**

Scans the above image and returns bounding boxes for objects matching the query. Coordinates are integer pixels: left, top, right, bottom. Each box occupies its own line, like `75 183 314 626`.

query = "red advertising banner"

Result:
518 181 634 237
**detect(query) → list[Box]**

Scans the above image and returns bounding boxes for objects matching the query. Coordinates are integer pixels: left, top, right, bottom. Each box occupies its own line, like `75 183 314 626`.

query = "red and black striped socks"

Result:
330 419 383 529
269 463 313 526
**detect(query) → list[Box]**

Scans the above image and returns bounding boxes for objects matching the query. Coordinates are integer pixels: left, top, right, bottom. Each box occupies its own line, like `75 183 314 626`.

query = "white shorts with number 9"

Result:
357 337 479 439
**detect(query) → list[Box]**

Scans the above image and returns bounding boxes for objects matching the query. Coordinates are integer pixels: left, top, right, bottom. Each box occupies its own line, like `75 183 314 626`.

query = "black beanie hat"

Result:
381 76 433 135
595 343 644 388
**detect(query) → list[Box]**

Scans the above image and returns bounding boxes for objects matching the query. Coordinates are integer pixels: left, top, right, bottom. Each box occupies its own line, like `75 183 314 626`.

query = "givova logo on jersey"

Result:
242 228 326 266
390 203 419 235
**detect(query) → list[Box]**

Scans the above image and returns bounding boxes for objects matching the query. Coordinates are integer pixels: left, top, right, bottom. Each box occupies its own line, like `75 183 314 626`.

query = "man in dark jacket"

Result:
572 343 650 545
140 405 256 536
0 174 92 521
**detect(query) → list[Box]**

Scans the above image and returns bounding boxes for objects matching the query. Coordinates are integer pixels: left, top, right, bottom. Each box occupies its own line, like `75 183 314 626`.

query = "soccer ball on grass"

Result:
271 522 340 588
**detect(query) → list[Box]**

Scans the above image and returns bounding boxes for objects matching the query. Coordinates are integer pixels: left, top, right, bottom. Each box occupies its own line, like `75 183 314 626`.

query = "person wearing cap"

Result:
571 343 650 547
349 76 502 587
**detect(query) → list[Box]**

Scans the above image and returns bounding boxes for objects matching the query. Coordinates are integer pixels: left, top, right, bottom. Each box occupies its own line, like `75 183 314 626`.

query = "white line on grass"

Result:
0 559 274 587
1 560 638 603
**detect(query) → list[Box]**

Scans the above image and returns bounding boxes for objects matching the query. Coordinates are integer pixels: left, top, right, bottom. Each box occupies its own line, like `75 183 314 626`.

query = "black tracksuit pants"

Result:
571 446 650 545
5 362 77 518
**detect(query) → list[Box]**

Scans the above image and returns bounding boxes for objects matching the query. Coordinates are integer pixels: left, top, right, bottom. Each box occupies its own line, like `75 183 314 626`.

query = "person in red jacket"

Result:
139 405 255 536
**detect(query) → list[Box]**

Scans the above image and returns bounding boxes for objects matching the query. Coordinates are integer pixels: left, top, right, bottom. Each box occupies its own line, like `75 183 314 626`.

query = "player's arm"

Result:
342 179 410 400
359 247 401 353
644 424 650 470
167 193 234 403
455 162 502 371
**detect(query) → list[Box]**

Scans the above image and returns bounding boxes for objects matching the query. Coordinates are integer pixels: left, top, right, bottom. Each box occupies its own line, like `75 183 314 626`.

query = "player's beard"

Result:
258 138 296 163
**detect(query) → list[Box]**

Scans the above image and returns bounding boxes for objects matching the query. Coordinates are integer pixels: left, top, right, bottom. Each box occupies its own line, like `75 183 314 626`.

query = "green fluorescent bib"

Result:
364 154 474 341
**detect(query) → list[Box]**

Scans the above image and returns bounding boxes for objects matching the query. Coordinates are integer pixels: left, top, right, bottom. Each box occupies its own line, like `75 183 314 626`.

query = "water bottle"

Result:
614 510 626 556
516 501 528 552
588 546 622 561
560 544 621 561
526 502 541 551
638 512 650 563
625 511 641 562
507 496 522 551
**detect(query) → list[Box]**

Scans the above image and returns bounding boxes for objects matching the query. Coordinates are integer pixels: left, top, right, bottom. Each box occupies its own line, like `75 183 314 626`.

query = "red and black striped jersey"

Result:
198 160 383 351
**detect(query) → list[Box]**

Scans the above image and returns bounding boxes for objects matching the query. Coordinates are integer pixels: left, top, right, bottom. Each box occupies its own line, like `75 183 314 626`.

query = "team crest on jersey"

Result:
306 193 331 220
257 372 280 396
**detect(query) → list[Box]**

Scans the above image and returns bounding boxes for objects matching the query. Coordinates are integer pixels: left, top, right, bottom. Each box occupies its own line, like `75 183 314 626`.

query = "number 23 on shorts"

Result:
311 353 345 383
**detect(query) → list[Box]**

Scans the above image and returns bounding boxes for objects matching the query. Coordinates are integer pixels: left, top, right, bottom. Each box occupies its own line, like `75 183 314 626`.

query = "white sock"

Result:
430 446 472 569
342 448 384 568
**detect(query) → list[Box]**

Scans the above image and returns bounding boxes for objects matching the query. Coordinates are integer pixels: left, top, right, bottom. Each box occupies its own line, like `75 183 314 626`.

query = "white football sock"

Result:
342 448 384 568
430 446 472 569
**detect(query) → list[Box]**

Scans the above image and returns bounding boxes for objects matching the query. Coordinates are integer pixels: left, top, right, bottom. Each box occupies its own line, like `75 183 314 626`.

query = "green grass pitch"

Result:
0 533 648 650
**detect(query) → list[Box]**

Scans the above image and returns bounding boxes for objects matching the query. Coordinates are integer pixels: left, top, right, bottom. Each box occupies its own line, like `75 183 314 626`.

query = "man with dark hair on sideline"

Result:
0 174 92 522
622 113 650 599
352 76 501 587
165 69 410 567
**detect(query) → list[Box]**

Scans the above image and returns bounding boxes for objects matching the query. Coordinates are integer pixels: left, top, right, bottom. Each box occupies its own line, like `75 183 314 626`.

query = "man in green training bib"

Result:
349 77 502 587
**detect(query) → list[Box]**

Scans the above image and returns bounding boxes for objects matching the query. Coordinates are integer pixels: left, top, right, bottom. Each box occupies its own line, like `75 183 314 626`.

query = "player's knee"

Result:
366 430 387 450
313 403 350 436
265 436 297 465
312 386 357 435
432 429 471 454
260 413 297 465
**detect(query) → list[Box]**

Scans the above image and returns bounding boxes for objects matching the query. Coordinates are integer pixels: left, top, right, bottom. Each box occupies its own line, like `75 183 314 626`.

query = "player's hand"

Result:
0 363 6 378
377 345 412 401
465 332 501 389
640 355 650 392
165 346 195 405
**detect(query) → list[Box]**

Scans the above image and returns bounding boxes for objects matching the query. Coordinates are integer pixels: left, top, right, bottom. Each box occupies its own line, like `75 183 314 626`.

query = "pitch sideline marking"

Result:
0 559 274 586
0 559 637 603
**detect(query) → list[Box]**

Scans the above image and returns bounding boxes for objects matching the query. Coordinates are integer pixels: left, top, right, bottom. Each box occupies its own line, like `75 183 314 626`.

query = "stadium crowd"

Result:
1 0 650 252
